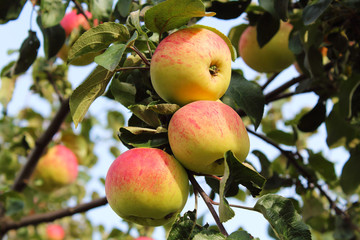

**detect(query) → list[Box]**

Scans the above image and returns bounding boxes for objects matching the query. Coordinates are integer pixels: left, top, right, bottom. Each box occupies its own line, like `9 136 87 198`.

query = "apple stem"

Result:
209 65 219 76
188 173 229 237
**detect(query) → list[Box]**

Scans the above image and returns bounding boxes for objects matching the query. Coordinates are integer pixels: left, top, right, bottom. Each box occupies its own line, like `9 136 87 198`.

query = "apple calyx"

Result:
209 65 219 76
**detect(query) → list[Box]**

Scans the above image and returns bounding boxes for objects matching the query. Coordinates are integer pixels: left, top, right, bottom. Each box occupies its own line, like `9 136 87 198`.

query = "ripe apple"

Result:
105 148 189 226
238 21 295 73
57 9 99 66
150 27 232 106
30 145 78 192
46 224 65 240
168 100 250 176
135 237 154 240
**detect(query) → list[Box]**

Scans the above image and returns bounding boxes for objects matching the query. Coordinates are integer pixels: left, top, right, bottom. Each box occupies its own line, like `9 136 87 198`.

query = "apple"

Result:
168 100 250 176
105 148 189 226
46 224 65 240
150 27 232 106
57 9 99 66
238 21 295 73
135 237 154 240
30 145 78 192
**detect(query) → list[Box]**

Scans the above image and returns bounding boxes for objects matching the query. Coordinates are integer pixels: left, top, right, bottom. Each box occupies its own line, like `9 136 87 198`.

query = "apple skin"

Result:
239 21 295 73
30 145 78 192
60 9 92 37
135 237 154 240
168 100 250 176
150 27 232 106
46 224 65 240
105 148 189 226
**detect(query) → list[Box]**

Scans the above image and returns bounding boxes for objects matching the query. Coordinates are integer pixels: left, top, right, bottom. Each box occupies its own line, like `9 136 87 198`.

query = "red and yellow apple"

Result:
168 100 250 175
105 148 189 226
57 9 99 66
238 21 295 73
150 27 232 106
46 224 65 240
30 145 78 192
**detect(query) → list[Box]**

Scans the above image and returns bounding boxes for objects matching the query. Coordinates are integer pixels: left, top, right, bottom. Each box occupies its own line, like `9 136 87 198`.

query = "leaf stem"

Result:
130 45 151 66
188 173 229 237
209 200 256 212
115 66 150 72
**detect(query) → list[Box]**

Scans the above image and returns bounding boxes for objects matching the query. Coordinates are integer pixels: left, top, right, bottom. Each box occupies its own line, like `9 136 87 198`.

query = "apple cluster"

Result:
105 27 250 227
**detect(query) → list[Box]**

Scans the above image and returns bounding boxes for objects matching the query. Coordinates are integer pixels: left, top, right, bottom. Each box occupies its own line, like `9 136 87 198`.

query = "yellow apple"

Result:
150 27 232 106
105 148 189 226
30 145 78 192
168 100 250 176
239 21 295 73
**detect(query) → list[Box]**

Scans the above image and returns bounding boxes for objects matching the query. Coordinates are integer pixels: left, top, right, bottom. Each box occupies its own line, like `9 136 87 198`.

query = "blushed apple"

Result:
239 21 295 73
168 100 250 176
105 148 189 226
46 224 65 240
30 145 78 192
135 237 154 240
150 27 232 106
60 9 93 37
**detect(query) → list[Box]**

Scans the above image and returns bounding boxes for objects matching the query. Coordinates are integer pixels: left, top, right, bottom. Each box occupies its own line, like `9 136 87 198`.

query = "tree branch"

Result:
261 72 280 90
0 197 107 235
12 98 70 192
188 174 229 237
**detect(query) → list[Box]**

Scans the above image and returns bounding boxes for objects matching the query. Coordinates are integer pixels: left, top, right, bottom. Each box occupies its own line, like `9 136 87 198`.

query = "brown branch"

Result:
246 128 354 221
71 0 90 22
130 46 151 66
0 197 107 235
188 174 229 237
261 72 280 90
12 98 70 192
115 66 150 72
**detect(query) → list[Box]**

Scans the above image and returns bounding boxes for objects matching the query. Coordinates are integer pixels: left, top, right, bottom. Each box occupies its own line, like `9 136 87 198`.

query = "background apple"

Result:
105 148 189 226
238 21 295 73
135 237 154 240
150 27 232 106
168 100 250 176
57 9 99 66
46 224 65 240
30 145 78 192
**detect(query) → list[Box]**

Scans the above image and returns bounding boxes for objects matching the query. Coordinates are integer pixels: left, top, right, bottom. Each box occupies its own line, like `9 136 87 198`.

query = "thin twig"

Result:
130 46 151 66
71 0 90 22
261 72 280 90
12 99 70 192
115 66 150 72
0 197 107 235
46 71 64 102
188 174 229 237
209 200 255 212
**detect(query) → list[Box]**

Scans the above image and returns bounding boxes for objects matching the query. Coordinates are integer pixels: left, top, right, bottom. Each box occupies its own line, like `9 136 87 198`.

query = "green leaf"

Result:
40 0 67 28
0 0 26 24
228 24 248 57
206 0 250 20
168 210 223 240
302 0 332 25
144 0 215 34
340 146 360 195
339 73 360 119
297 98 327 132
219 151 266 222
118 126 168 149
109 80 136 108
0 62 17 109
70 66 114 127
223 71 265 130
274 0 289 21
227 230 253 240
37 16 66 59
254 194 312 240
256 12 280 48
266 129 296 146
117 0 132 18
11 31 40 76
191 25 237 61
95 31 138 71
68 22 130 64
307 150 336 182
147 102 180 115
90 0 113 22
128 104 162 128
304 45 324 79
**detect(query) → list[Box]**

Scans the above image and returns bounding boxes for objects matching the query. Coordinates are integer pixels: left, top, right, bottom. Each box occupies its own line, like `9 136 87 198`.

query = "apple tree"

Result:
1 0 360 239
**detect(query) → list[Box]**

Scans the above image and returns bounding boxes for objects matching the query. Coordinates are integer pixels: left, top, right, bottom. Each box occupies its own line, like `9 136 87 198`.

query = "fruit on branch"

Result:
105 148 189 226
150 27 232 106
30 145 78 192
46 224 65 240
168 100 250 175
238 21 295 73
57 9 99 66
